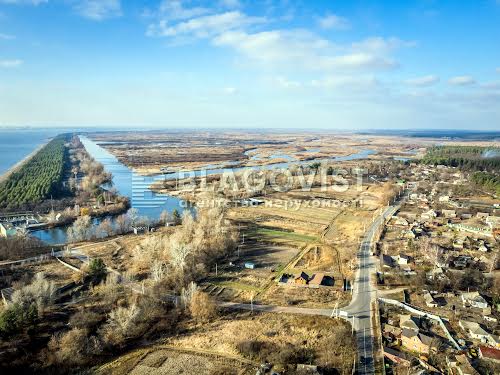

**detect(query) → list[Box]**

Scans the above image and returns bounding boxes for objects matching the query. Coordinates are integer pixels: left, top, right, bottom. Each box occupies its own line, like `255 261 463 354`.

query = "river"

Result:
0 129 66 177
32 137 375 244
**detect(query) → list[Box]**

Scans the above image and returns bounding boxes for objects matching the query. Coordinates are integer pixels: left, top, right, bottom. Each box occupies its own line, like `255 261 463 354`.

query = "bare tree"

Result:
115 213 131 234
67 215 93 242
97 218 114 239
169 241 192 272
189 291 217 322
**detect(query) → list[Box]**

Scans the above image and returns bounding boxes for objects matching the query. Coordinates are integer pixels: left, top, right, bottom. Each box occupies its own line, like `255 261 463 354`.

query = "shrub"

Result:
48 328 102 366
69 310 103 330
189 291 217 323
0 302 38 337
11 272 56 313
88 258 107 281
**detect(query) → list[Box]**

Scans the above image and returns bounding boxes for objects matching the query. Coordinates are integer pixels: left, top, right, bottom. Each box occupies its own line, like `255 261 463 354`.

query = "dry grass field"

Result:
97 311 355 375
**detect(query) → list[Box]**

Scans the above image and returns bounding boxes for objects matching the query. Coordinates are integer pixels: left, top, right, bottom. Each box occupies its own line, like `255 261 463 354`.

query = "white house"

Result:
397 253 411 265
421 209 438 220
459 321 491 342
423 291 438 308
461 291 489 309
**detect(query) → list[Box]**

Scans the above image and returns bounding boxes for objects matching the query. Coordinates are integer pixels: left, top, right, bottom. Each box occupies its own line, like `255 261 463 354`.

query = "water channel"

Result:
32 137 375 244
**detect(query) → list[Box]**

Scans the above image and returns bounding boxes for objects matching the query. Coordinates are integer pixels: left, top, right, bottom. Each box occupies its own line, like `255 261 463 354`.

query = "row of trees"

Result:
0 135 69 209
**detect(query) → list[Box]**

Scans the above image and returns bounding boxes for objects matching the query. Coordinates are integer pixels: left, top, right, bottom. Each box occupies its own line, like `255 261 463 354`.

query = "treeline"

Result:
471 172 500 195
421 146 500 172
421 146 500 195
0 135 70 210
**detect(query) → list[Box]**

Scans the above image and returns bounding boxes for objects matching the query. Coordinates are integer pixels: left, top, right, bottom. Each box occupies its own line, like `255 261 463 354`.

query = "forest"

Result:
421 146 500 171
421 146 500 195
0 135 70 210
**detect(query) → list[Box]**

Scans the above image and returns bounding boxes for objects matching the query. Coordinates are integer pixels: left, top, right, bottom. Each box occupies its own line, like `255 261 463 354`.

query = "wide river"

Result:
0 129 66 177
32 136 375 245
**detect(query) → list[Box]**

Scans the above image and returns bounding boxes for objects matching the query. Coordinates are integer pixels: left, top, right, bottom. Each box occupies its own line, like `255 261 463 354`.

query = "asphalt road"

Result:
342 203 400 375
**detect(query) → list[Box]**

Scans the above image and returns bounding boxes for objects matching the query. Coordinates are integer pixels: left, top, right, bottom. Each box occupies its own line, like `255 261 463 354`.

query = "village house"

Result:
380 254 396 269
421 209 438 220
446 354 479 375
479 346 500 363
476 212 490 221
0 223 17 238
383 346 411 367
394 217 409 226
459 321 492 343
396 253 412 265
308 273 324 288
382 324 402 344
442 209 457 219
477 241 489 252
486 216 500 231
461 291 489 310
401 328 434 354
423 291 438 308
403 228 418 239
294 272 309 285
399 314 420 331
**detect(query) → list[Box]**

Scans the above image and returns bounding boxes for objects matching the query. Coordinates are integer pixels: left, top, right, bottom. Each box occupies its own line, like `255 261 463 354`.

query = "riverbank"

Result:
0 141 49 186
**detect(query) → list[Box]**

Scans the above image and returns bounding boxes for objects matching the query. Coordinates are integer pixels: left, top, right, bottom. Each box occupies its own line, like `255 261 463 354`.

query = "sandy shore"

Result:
0 141 49 185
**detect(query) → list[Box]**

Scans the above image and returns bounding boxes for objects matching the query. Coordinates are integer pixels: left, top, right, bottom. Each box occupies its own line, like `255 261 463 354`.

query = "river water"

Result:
32 137 375 244
0 129 65 177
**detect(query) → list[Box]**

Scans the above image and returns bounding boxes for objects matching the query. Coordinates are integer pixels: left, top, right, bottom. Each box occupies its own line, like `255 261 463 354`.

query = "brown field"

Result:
96 311 355 375
88 131 436 175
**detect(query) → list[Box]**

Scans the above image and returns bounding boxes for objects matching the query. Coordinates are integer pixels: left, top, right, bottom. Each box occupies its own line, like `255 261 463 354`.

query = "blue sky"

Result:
0 0 499 129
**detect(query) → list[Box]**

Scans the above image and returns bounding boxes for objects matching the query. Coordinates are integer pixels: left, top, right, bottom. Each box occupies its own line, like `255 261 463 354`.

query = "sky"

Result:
0 0 499 130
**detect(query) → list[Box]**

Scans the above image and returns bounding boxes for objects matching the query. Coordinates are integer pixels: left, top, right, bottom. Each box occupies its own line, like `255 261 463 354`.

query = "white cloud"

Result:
318 13 350 30
148 7 411 74
352 37 416 54
326 53 397 70
448 75 476 86
148 11 264 38
0 59 23 68
275 76 301 88
405 75 439 87
0 33 15 40
0 0 47 5
214 30 401 71
157 0 210 21
74 0 122 21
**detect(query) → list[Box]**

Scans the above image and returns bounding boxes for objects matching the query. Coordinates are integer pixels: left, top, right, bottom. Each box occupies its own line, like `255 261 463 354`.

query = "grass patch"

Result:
212 281 262 292
251 228 318 244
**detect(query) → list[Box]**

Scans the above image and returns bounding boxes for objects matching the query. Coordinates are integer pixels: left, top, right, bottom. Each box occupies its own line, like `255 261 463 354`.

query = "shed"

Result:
294 272 309 285
308 273 325 287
